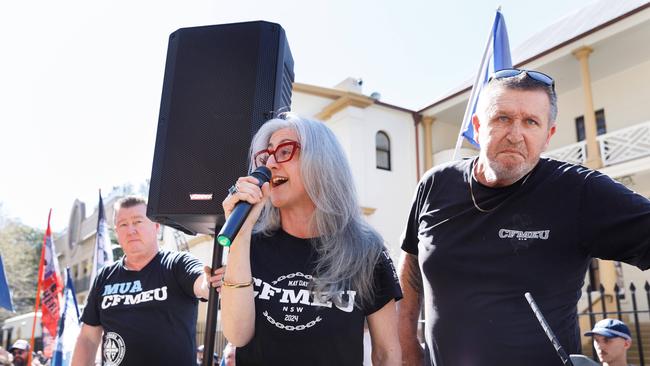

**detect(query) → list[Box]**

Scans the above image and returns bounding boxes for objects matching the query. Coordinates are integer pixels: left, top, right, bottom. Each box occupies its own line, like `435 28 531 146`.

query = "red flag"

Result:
38 210 63 336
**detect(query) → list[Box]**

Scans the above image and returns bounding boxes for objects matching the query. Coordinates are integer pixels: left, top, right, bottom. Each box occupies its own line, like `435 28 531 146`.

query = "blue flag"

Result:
90 190 114 286
51 268 80 366
460 9 512 146
0 254 14 312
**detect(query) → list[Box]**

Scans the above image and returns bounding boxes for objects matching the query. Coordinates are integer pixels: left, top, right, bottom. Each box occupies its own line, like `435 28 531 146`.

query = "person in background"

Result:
8 340 29 366
585 318 634 366
196 344 204 365
220 343 235 366
72 196 225 366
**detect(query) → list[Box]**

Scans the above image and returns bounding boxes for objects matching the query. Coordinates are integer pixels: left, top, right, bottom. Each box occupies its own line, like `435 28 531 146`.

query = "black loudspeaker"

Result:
147 21 294 235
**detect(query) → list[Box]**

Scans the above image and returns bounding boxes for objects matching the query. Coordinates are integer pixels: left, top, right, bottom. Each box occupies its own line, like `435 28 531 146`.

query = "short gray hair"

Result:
113 196 147 223
478 71 558 123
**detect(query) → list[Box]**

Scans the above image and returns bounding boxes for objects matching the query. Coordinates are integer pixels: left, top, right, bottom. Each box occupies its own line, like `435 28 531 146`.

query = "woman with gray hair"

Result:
214 115 402 365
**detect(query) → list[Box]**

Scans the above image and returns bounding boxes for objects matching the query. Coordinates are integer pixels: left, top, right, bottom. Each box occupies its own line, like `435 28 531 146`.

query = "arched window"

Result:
376 131 391 170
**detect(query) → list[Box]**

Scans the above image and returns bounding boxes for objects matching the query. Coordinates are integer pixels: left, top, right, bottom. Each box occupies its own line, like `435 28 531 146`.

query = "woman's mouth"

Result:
272 176 288 187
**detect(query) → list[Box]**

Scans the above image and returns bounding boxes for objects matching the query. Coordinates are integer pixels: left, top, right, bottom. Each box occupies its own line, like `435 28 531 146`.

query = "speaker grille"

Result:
148 21 294 235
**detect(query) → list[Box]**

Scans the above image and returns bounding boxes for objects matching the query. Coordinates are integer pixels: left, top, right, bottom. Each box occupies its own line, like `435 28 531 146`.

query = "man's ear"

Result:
543 122 557 151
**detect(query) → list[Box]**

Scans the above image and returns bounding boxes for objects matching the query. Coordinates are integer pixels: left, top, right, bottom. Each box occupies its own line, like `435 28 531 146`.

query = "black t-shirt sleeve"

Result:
401 175 432 256
364 250 403 315
172 252 204 298
579 171 650 269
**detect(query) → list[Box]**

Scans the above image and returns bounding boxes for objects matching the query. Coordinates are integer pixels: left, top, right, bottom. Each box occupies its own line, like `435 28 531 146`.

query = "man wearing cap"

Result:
398 69 650 366
585 319 633 366
9 340 29 366
196 345 205 365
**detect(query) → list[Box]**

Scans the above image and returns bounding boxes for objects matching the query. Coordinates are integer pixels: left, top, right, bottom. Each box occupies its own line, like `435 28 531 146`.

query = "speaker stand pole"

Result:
203 228 224 366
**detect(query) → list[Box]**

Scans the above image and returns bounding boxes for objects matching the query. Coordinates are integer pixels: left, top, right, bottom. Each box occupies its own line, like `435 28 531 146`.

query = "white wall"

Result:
358 105 418 257
289 91 417 259
620 263 650 322
550 59 650 150
290 92 333 117
593 59 650 130
431 120 464 154
326 105 417 259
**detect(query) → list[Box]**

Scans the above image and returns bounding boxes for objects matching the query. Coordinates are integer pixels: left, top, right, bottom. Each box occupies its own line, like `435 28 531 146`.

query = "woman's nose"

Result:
265 153 278 167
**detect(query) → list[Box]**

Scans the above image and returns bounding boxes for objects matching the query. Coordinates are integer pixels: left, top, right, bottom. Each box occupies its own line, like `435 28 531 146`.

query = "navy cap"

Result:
584 318 631 341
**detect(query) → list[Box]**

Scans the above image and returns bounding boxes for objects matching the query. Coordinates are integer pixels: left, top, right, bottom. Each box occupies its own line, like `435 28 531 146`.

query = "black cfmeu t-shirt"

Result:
236 229 402 366
401 158 650 366
81 250 203 366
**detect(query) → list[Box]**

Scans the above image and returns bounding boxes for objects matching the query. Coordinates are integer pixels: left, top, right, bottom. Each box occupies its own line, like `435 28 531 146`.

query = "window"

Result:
376 131 391 170
575 109 606 142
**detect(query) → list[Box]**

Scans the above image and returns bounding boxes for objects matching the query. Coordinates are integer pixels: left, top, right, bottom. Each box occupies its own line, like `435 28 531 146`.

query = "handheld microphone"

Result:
217 166 271 247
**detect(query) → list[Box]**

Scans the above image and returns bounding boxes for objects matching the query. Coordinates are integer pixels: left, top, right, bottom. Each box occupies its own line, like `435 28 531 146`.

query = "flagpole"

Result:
90 190 101 282
29 209 51 366
452 7 500 161
91 189 113 286
203 231 225 366
52 267 80 366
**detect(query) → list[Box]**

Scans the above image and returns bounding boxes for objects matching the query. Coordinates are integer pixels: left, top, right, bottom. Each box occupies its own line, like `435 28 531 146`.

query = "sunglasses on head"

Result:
489 68 555 91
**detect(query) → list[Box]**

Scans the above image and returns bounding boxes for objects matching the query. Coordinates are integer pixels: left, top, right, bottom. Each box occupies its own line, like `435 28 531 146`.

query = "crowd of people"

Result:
0 340 50 366
39 68 648 365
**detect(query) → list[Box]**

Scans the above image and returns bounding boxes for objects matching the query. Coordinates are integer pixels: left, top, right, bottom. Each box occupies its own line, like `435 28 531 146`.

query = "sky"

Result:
0 0 597 231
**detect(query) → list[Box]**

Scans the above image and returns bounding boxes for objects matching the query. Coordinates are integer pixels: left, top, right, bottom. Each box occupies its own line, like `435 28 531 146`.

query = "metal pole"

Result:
631 283 645 366
202 231 224 366
525 292 574 366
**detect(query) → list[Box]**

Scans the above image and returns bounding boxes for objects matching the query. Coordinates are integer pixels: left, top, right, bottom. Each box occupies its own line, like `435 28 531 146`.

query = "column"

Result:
422 116 435 171
572 46 603 169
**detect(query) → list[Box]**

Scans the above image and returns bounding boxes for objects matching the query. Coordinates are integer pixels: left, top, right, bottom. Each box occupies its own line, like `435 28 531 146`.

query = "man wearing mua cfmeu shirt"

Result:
71 196 225 366
397 69 650 366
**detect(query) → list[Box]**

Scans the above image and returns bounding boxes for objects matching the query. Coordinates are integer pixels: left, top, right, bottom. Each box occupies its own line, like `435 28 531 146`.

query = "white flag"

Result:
51 268 80 366
90 191 114 285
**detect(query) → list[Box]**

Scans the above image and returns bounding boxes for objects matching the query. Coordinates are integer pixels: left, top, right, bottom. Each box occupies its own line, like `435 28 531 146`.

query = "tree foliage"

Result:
107 179 149 201
0 217 43 322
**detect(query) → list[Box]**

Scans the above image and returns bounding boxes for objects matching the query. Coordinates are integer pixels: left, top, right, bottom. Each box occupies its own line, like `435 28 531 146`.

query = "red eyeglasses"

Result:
253 141 301 168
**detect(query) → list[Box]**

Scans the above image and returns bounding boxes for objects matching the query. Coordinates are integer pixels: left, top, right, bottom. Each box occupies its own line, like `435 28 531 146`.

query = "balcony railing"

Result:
543 141 587 165
544 120 650 167
597 120 650 166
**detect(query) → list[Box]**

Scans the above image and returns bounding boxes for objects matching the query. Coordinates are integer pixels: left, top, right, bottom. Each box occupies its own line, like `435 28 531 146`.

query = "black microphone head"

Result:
251 166 272 184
